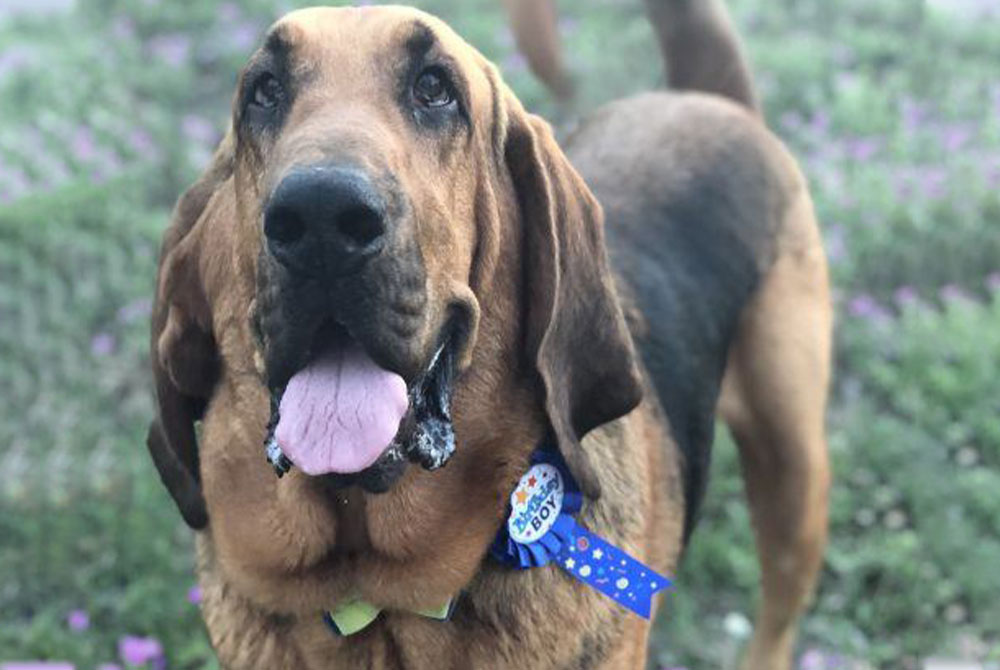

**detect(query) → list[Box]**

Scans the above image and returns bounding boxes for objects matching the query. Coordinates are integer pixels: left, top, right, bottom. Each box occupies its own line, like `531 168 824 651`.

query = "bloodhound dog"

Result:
148 2 831 668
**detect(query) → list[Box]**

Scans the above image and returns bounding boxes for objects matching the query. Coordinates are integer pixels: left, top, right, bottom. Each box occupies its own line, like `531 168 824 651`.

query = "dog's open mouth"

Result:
263 319 457 490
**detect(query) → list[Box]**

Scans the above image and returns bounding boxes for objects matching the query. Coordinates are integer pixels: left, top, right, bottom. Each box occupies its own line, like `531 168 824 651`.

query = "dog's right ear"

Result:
147 133 234 530
503 99 642 500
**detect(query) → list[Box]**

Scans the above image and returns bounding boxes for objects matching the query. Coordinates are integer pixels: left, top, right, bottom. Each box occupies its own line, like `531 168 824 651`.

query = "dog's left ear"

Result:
147 133 233 530
505 102 642 499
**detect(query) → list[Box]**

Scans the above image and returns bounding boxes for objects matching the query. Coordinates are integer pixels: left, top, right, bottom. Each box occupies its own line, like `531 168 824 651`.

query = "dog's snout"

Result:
264 165 387 275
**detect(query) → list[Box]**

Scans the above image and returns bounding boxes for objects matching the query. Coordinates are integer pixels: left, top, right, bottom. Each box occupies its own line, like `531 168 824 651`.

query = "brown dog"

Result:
148 3 830 669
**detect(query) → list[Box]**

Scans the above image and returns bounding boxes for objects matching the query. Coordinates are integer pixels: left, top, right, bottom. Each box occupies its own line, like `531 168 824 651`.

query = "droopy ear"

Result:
505 104 643 499
147 133 233 529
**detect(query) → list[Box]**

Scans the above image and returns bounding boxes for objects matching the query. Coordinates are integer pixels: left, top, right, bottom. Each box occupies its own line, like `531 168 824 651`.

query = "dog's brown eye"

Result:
413 68 453 108
252 74 284 110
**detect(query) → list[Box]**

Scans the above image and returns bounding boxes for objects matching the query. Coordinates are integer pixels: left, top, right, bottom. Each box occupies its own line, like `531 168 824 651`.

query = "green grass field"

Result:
1 1 999 668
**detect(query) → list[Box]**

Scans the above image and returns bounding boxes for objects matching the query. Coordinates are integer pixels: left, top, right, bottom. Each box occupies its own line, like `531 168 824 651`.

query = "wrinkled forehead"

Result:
262 5 487 91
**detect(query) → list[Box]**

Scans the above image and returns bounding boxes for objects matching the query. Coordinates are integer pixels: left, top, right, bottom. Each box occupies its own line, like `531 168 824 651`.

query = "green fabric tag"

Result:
413 599 452 621
326 600 381 636
324 598 453 636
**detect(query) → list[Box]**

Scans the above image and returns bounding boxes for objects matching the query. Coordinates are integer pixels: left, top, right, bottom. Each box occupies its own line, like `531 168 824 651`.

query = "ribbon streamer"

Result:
491 449 672 619
554 521 669 618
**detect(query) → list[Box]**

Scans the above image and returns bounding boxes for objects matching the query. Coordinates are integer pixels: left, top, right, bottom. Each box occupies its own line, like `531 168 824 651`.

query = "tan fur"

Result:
148 6 830 669
719 164 832 670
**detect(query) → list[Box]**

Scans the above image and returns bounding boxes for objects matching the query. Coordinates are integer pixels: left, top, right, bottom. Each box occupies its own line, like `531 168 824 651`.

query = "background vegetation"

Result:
1 0 998 668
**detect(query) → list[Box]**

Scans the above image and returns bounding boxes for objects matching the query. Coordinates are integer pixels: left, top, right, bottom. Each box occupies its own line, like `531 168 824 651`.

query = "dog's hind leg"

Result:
718 189 832 670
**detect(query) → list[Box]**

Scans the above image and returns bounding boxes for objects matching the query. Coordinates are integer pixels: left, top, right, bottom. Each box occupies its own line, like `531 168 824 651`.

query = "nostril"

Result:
336 204 386 251
265 206 306 246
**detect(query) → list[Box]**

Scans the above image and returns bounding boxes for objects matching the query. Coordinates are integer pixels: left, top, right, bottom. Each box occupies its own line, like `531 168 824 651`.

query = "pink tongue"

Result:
275 342 408 475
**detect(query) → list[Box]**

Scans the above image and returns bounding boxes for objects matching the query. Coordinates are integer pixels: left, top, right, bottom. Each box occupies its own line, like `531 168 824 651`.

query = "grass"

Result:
1 0 999 668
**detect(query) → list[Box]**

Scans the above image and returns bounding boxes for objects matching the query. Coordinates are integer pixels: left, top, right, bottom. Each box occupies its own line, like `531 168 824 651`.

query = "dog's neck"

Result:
199 329 545 609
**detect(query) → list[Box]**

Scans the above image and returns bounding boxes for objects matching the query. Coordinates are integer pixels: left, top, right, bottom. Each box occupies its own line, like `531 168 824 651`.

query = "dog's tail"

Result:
644 0 760 115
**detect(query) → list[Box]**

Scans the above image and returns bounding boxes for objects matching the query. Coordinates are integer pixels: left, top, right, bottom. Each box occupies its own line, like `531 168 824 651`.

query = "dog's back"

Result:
566 0 786 538
566 5 832 668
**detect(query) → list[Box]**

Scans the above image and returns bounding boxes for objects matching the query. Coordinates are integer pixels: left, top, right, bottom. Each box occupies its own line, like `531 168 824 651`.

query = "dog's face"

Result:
243 9 488 379
148 6 641 602
237 8 503 488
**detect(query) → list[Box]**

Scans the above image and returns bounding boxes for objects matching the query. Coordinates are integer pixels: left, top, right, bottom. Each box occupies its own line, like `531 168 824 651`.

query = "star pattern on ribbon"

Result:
490 449 673 619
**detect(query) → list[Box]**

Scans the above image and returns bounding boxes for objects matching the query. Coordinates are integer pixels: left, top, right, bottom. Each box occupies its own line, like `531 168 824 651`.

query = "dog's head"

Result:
148 6 641 533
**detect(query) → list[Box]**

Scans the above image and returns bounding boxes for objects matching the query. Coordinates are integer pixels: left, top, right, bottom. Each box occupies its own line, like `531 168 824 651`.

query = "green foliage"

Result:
1 0 998 667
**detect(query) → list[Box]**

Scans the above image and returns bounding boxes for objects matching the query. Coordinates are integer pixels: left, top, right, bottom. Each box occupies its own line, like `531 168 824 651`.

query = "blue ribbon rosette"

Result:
490 449 672 619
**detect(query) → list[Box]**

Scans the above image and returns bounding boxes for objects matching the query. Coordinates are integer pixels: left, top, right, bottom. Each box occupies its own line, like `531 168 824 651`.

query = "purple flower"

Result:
118 636 164 667
148 34 192 67
900 97 929 134
893 286 920 307
111 16 136 41
495 25 515 49
127 129 157 157
181 114 216 145
987 162 1000 189
558 17 580 36
71 127 98 163
223 21 262 52
833 71 859 92
187 585 202 604
918 167 948 200
97 665 122 670
799 649 826 670
501 51 528 76
0 45 35 79
986 272 1000 293
90 148 123 182
90 332 116 356
218 1 241 22
939 123 973 153
847 294 891 322
939 283 974 303
845 136 881 162
807 110 830 136
66 609 90 632
117 298 152 323
0 166 31 201
779 111 803 133
892 171 914 199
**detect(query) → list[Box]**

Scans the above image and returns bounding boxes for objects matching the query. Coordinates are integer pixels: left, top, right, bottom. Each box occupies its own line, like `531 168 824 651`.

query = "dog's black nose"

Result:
264 165 387 276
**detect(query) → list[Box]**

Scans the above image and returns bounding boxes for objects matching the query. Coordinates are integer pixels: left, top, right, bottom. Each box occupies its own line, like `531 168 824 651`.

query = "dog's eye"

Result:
251 74 284 110
413 68 454 108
